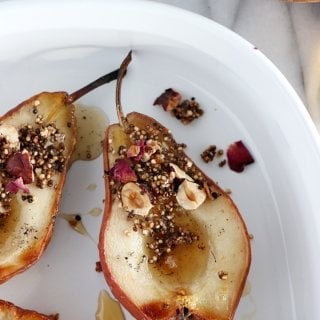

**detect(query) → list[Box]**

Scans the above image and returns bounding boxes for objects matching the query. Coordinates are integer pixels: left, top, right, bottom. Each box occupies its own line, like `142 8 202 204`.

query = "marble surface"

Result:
150 0 320 130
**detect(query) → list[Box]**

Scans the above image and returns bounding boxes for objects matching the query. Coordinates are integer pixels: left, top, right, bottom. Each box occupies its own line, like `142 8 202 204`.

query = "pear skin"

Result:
99 52 251 320
0 299 58 320
0 68 119 283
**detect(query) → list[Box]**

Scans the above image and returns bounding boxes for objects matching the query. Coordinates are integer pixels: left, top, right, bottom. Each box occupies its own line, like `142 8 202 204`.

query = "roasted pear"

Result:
0 299 58 320
99 52 251 319
0 69 119 283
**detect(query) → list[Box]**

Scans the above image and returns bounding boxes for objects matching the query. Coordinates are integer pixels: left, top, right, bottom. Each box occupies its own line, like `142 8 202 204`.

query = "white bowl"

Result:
0 1 319 319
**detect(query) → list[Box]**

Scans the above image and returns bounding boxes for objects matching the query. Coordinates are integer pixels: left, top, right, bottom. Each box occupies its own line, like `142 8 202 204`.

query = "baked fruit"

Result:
0 69 119 283
0 299 58 320
99 52 251 319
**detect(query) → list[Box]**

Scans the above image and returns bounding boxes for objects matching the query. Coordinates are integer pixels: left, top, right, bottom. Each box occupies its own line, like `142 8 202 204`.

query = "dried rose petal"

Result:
153 88 181 112
127 144 140 158
227 141 254 173
6 150 34 184
127 140 148 162
127 140 145 161
109 159 137 183
6 177 30 194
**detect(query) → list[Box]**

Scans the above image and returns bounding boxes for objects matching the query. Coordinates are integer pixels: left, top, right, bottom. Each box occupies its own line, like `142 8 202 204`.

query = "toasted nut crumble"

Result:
219 159 227 167
201 145 217 163
154 89 204 124
19 121 66 189
172 98 204 125
107 122 219 263
0 104 68 216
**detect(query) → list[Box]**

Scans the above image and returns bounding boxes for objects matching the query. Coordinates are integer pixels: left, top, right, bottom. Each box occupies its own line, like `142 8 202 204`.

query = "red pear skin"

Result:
99 52 251 320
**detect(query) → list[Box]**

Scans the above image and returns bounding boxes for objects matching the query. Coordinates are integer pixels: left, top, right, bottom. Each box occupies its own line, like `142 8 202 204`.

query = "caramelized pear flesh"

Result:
0 299 58 320
100 112 251 320
0 68 119 283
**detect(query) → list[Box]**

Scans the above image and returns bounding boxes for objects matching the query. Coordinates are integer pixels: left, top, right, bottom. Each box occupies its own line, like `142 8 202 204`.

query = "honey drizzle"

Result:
95 290 125 320
60 213 89 236
71 104 109 162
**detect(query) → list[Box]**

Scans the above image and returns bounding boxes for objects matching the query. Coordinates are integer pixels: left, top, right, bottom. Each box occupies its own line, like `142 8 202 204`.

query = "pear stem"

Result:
116 51 132 130
66 69 120 104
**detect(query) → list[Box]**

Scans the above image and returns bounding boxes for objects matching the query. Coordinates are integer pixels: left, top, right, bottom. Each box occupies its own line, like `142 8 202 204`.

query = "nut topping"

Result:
176 180 206 210
121 182 152 216
108 123 212 262
169 163 193 181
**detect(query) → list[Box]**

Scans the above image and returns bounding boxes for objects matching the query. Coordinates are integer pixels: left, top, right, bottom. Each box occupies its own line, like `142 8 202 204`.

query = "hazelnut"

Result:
176 180 206 210
169 163 193 181
121 182 153 216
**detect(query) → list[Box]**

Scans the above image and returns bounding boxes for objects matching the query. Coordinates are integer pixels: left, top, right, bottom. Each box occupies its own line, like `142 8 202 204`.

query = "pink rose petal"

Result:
6 151 34 184
109 159 137 183
127 144 140 158
6 177 30 194
127 140 148 162
227 141 254 173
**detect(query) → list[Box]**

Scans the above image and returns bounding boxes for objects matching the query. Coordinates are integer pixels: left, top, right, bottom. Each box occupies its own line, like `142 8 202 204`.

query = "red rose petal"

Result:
153 88 181 112
109 159 137 183
6 151 34 184
5 177 30 194
227 141 254 173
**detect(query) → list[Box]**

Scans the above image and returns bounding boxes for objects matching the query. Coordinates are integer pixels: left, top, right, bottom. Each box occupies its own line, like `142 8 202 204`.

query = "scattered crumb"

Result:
201 145 227 169
218 159 227 167
95 261 102 273
201 145 216 163
154 89 204 124
153 88 181 112
217 149 224 157
225 188 232 195
249 233 254 240
172 98 204 125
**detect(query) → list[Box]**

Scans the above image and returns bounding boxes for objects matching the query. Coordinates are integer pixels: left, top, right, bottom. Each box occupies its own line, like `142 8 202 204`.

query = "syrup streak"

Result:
96 290 125 320
86 183 98 191
59 208 102 244
71 104 109 163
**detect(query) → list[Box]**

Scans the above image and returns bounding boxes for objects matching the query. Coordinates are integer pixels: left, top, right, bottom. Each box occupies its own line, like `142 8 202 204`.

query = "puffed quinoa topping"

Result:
0 104 68 215
108 122 217 263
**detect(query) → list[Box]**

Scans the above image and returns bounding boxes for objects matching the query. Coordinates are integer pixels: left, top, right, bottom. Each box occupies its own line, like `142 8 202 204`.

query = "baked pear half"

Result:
0 69 119 283
99 52 251 319
0 299 58 320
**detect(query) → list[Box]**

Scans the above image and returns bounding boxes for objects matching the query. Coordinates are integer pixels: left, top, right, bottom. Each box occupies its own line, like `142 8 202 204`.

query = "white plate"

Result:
0 1 320 319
